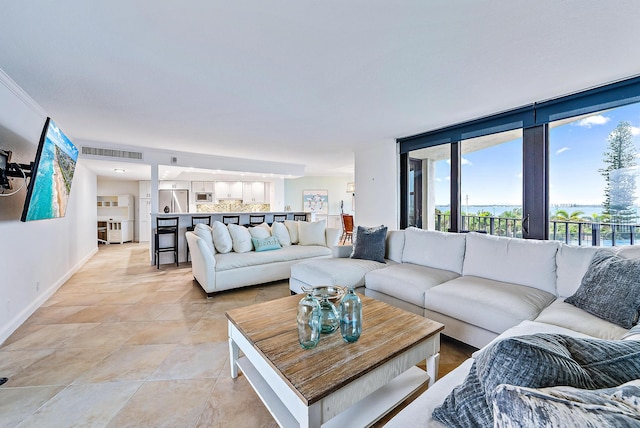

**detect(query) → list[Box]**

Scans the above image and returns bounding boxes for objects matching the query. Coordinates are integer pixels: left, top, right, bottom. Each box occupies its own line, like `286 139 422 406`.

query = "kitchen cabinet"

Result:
192 181 214 193
97 194 135 243
215 181 243 199
243 182 267 203
139 181 151 198
139 198 152 242
159 180 189 190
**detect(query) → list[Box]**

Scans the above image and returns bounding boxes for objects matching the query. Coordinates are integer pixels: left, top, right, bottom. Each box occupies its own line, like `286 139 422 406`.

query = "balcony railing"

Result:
433 213 639 246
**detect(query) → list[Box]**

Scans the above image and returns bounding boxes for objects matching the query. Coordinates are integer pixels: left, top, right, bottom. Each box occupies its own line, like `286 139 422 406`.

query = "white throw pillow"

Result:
248 225 270 240
256 222 271 235
271 221 291 247
401 227 466 274
211 221 233 253
227 224 253 253
298 220 326 246
193 223 215 254
285 220 299 244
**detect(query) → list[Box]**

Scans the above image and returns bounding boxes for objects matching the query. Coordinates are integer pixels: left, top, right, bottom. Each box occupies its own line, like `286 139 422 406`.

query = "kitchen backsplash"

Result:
196 201 271 213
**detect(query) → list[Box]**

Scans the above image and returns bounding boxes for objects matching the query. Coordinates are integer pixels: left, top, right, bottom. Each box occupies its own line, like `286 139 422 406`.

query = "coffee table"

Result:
226 294 444 427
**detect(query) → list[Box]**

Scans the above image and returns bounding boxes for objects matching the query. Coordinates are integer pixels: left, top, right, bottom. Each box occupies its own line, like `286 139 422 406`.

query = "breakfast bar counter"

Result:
149 212 309 265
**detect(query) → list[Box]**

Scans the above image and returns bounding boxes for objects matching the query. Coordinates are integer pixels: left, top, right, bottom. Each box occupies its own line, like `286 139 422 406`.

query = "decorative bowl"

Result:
301 285 346 304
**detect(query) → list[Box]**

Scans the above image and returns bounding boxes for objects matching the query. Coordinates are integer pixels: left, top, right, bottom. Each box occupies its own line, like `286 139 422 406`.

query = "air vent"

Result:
170 156 178 165
81 146 143 160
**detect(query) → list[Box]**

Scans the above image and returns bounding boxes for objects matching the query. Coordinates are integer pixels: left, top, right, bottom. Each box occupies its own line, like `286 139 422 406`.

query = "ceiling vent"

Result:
81 146 143 160
170 156 178 165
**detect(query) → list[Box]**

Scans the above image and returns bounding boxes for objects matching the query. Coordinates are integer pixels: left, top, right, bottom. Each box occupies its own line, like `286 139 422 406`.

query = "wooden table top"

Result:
226 294 444 405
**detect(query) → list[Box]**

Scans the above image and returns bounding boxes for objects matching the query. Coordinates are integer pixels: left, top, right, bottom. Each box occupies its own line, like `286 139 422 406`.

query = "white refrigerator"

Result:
159 189 189 213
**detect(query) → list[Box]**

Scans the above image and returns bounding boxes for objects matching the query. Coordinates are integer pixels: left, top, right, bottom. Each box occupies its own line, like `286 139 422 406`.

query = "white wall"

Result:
0 70 98 344
354 140 399 229
284 176 355 217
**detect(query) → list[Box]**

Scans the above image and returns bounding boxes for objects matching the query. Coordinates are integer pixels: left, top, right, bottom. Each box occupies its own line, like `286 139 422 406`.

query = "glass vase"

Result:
340 287 362 342
319 294 340 334
297 290 321 349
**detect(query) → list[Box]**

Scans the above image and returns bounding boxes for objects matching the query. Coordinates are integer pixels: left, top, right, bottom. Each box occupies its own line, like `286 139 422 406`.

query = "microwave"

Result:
195 192 213 202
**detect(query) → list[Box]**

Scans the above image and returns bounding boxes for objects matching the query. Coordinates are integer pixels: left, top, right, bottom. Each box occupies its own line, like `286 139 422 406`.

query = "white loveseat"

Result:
289 227 640 426
187 220 340 297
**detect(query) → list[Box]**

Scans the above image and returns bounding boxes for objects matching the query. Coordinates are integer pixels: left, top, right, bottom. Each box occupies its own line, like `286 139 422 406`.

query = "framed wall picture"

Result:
303 189 328 215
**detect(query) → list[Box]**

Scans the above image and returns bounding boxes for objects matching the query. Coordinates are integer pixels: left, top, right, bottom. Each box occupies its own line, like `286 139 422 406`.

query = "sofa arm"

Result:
186 232 217 293
333 245 353 258
325 227 341 247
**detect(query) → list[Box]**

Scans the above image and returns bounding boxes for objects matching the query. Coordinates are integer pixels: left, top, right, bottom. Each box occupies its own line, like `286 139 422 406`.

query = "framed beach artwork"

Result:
303 190 328 215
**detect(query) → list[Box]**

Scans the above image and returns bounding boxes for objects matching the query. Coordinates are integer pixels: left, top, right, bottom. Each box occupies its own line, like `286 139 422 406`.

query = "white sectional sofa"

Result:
289 227 640 426
187 220 340 297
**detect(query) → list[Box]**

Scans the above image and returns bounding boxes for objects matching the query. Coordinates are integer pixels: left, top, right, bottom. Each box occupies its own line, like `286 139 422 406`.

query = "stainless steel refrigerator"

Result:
159 189 189 213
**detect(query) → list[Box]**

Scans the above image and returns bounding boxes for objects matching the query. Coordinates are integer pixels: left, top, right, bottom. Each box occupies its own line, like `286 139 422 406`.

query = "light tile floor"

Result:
0 243 475 427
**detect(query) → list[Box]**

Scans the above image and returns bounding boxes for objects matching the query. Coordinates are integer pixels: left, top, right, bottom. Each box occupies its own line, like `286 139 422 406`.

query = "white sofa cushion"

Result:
366 264 460 307
215 245 331 271
193 223 215 255
290 257 389 289
555 244 610 298
298 220 326 246
533 299 628 340
463 232 559 294
425 276 555 335
401 228 466 274
271 221 291 246
227 224 253 253
211 220 233 253
285 220 299 244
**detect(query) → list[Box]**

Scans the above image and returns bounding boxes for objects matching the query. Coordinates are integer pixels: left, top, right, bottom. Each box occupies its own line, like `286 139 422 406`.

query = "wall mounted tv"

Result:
21 118 78 222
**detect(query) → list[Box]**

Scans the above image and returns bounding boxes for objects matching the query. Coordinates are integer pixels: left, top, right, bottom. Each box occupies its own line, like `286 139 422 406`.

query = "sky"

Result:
432 103 640 209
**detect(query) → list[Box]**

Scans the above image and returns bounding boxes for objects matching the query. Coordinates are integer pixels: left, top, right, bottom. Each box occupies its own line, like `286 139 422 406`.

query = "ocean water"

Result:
435 205 617 218
25 139 56 221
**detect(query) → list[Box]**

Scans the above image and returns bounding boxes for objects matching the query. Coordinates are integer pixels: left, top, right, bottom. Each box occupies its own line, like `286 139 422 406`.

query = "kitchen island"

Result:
149 212 310 266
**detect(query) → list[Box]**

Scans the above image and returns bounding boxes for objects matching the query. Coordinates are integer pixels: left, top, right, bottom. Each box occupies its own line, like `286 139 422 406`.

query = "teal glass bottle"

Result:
319 294 340 334
297 290 321 349
340 287 362 342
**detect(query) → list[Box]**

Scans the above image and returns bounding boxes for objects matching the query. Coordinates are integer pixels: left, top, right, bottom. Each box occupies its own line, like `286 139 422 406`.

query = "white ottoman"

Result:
289 257 389 294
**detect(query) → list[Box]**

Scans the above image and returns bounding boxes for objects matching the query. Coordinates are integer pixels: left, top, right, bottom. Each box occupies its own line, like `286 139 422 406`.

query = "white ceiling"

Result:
1 1 640 180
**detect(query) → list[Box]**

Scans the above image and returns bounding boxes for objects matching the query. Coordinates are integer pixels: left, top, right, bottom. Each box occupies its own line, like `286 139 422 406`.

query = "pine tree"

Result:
599 121 638 224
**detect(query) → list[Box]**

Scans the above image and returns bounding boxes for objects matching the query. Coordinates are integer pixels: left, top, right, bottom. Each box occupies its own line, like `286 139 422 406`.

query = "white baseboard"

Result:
0 247 99 345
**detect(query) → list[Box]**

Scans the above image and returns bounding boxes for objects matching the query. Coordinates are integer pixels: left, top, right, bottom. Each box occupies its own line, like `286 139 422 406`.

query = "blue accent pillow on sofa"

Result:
350 225 387 263
432 334 640 427
565 250 640 328
251 236 281 252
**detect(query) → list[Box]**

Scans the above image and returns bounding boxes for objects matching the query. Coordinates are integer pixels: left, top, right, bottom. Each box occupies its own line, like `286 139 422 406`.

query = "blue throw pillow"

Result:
350 225 387 263
251 236 281 252
565 250 640 328
432 334 640 427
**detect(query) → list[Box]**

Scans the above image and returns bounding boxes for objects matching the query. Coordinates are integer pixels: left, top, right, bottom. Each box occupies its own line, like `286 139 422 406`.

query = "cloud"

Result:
446 157 472 166
516 172 523 179
575 115 610 128
436 177 442 182
631 126 640 136
555 147 571 155
444 176 450 181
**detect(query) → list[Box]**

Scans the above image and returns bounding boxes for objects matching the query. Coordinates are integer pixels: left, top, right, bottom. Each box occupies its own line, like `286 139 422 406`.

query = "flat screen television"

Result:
21 118 78 222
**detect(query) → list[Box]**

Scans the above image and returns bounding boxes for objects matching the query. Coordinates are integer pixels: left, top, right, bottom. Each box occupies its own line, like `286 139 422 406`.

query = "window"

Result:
398 75 640 244
549 103 640 245
407 144 450 230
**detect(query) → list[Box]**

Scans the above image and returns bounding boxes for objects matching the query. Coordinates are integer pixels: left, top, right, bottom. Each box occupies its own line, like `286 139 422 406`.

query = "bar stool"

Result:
272 214 287 223
187 216 211 261
293 214 307 221
155 216 179 268
249 214 265 226
222 215 240 225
